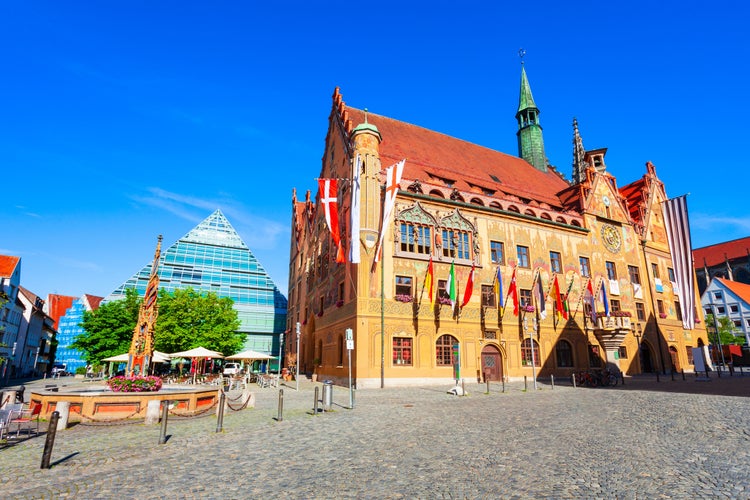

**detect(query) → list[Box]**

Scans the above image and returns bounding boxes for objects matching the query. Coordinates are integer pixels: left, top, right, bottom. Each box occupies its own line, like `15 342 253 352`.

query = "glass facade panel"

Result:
106 210 287 354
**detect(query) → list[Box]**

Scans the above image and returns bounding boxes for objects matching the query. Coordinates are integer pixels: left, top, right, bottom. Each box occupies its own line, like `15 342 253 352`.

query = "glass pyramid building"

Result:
106 210 287 355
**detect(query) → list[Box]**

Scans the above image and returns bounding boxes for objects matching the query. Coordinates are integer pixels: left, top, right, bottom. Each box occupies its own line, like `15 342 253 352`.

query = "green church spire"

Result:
516 62 547 172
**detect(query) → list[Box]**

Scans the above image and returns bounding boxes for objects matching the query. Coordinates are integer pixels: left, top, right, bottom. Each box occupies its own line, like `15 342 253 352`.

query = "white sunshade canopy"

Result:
102 351 171 363
168 346 224 359
225 349 276 361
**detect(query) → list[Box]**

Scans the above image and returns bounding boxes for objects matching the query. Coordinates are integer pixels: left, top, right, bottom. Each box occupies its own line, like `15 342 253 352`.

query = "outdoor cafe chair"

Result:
0 409 11 440
11 402 42 437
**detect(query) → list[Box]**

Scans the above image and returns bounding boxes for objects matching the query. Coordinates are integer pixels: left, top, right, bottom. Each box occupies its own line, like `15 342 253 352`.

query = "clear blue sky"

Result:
2 1 748 299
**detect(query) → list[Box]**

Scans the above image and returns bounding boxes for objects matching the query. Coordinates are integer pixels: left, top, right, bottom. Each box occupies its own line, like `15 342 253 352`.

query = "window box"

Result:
395 294 414 303
659 313 668 319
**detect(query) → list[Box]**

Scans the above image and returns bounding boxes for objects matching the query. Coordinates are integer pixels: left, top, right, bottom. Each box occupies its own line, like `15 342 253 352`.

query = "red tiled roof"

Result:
693 237 750 268
18 285 39 304
716 277 750 305
83 295 104 311
0 255 20 278
619 178 648 225
343 106 571 209
47 294 77 330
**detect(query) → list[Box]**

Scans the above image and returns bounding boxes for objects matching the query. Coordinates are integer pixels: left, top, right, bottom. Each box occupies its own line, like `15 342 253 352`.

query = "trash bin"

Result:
322 380 333 411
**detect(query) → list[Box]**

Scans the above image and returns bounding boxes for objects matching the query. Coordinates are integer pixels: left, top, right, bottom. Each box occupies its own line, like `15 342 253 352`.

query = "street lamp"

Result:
707 303 726 372
632 321 643 374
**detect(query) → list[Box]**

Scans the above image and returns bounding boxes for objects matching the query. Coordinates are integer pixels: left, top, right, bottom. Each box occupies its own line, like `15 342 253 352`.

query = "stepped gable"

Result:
694 236 750 268
47 294 76 330
716 277 750 303
335 98 570 210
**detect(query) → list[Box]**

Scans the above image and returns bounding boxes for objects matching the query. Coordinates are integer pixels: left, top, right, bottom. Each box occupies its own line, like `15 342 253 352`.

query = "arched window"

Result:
521 338 540 367
524 209 536 217
556 216 566 224
429 189 445 198
490 201 503 210
507 205 520 213
436 335 458 366
570 220 582 227
470 198 484 206
555 340 574 367
540 212 552 220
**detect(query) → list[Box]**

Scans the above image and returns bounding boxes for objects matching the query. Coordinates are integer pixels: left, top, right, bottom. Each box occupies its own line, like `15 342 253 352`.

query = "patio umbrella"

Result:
102 351 172 363
225 349 275 361
168 347 224 380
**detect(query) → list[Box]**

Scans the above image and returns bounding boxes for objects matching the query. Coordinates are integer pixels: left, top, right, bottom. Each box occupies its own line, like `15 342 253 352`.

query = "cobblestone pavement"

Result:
1 374 749 499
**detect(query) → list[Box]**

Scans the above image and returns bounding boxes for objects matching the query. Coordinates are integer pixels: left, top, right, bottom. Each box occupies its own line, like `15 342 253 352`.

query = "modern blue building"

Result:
54 295 102 374
106 210 287 357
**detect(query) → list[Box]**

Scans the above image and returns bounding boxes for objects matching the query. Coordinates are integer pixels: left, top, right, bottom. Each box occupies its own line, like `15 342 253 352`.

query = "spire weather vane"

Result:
518 48 526 64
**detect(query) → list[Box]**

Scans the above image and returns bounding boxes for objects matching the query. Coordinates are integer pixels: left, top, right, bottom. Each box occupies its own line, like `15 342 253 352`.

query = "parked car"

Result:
51 364 67 377
223 363 241 376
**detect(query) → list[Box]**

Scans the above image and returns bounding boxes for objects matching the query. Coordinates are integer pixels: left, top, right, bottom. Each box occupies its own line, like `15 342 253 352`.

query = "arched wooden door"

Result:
641 343 654 373
669 346 680 372
481 344 503 381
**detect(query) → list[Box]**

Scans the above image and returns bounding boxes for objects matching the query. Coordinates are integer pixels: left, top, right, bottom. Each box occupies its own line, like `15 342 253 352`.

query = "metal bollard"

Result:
705 367 710 378
718 365 722 378
682 369 685 381
620 372 625 386
572 373 577 388
551 374 555 390
671 370 675 381
740 366 744 377
313 386 319 415
216 391 226 433
159 401 169 444
656 371 660 382
524 376 528 391
486 377 490 394
462 379 465 397
40 411 60 469
502 378 506 393
277 389 284 422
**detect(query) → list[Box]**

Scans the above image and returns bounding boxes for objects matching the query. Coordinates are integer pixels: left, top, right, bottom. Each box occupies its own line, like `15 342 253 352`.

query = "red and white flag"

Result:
662 195 696 329
507 267 519 316
374 159 406 263
460 264 475 308
318 179 345 263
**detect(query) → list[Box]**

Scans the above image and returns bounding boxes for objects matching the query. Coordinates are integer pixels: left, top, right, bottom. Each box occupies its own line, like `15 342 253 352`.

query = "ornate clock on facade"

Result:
601 224 622 253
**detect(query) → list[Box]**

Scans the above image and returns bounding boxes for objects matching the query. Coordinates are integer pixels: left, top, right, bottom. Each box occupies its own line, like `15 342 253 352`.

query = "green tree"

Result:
154 288 243 355
706 314 744 345
73 288 141 364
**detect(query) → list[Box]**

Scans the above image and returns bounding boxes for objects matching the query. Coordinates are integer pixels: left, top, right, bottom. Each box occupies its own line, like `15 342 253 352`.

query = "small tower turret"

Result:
516 57 547 172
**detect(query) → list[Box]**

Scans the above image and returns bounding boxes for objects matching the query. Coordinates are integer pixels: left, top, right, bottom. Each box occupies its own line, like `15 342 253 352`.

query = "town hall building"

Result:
287 66 708 388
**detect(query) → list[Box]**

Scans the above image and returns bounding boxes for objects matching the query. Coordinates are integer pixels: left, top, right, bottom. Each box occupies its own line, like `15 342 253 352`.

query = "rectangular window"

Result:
437 279 449 300
668 267 676 282
442 229 471 260
610 299 621 312
580 256 591 278
490 241 505 265
657 300 665 316
686 347 694 365
481 284 495 307
392 337 413 366
550 251 562 274
395 276 413 297
734 320 742 327
338 282 345 303
606 261 617 280
618 346 628 359
517 246 530 268
636 302 646 321
675 301 683 321
713 291 722 300
717 306 726 314
652 263 660 279
520 288 532 307
628 265 641 285
399 223 432 255
730 304 739 313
